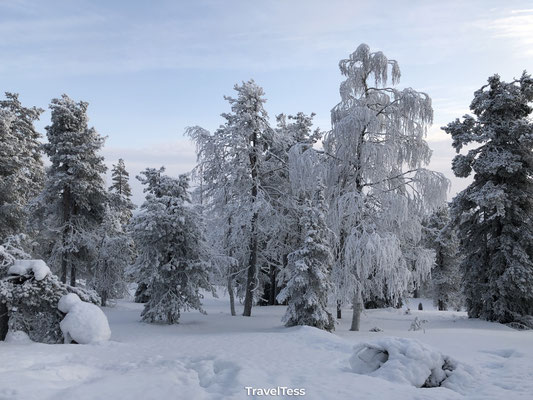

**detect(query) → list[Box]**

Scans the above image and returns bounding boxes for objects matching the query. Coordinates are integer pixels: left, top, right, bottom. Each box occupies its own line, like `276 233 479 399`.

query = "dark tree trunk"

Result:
0 302 8 341
243 226 257 316
70 264 76 287
268 265 277 305
243 129 259 317
61 186 71 284
101 290 108 307
228 275 236 316
337 301 342 319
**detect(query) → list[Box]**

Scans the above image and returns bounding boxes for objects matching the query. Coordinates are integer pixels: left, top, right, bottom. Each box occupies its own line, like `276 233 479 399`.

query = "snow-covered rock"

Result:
349 337 471 388
59 293 111 344
8 260 51 281
4 330 32 344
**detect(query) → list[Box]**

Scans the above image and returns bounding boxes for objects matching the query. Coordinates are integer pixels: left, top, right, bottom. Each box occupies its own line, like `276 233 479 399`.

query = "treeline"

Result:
2 43 532 331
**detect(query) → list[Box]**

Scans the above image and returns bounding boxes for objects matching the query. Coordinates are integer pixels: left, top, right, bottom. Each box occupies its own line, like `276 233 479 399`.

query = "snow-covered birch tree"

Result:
323 44 448 330
444 72 533 326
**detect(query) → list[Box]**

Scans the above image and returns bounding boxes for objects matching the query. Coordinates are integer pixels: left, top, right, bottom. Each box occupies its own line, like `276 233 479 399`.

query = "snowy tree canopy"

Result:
187 80 276 317
423 206 462 311
0 93 44 241
444 72 533 325
132 169 213 324
33 94 108 286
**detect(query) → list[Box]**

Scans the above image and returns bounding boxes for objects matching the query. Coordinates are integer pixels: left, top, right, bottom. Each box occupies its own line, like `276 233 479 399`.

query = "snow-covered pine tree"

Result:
277 186 334 331
34 95 108 286
444 72 533 326
423 206 462 311
108 158 135 226
132 169 213 324
92 204 133 306
187 80 274 317
261 113 322 306
323 44 448 330
0 93 44 240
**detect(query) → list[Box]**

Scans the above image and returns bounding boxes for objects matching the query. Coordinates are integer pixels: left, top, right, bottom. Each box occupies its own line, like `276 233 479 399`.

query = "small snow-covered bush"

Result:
59 293 111 344
349 337 471 389
0 260 100 343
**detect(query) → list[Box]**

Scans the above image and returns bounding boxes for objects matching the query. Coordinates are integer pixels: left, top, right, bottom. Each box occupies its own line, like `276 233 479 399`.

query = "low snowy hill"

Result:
1 292 532 400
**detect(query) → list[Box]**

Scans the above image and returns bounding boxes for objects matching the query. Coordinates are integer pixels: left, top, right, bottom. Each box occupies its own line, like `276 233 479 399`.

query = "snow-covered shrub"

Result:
0 260 100 343
0 234 31 277
58 293 111 344
349 337 470 388
409 317 428 332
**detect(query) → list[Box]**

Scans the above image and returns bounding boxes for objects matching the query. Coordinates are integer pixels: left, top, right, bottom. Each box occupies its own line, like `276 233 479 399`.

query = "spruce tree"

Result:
132 169 213 324
277 188 334 331
109 158 135 225
0 93 44 240
444 72 533 325
36 95 107 286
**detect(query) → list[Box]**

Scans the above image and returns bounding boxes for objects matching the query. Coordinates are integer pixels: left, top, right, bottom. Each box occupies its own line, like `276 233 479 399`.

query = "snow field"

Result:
1 293 532 400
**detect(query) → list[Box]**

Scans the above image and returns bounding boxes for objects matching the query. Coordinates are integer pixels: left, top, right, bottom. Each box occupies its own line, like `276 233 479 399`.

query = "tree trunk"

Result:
243 228 257 316
413 288 419 298
70 264 76 287
61 254 68 284
350 292 363 331
243 129 259 317
101 290 108 307
61 186 72 284
0 302 8 341
228 275 236 316
337 301 342 319
269 265 277 305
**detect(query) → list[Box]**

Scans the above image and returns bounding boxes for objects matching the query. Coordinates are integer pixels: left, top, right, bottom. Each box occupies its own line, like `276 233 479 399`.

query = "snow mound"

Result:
8 259 51 281
349 337 473 389
4 330 32 344
58 294 111 344
58 293 82 313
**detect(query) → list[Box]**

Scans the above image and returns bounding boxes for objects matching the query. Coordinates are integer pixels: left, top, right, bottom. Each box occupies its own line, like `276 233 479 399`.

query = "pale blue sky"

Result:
2 0 532 204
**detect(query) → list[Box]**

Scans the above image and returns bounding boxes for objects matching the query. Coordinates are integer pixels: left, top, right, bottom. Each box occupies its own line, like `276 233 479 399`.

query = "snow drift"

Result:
349 337 475 390
59 293 111 344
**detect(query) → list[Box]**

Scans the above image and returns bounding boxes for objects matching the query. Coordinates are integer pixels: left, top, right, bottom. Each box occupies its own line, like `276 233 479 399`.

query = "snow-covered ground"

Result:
1 293 532 400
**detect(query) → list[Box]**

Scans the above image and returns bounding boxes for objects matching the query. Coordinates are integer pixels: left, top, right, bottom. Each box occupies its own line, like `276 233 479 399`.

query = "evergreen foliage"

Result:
444 72 533 324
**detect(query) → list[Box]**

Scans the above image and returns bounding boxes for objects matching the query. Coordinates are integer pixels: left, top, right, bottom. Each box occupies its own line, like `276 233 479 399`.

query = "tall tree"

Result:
444 72 533 326
35 95 107 286
0 93 44 240
108 158 135 226
188 80 274 317
324 44 448 330
423 206 462 311
131 169 213 324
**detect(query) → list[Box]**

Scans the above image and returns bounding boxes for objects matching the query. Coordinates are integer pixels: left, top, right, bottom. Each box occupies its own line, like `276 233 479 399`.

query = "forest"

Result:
1 8 533 396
